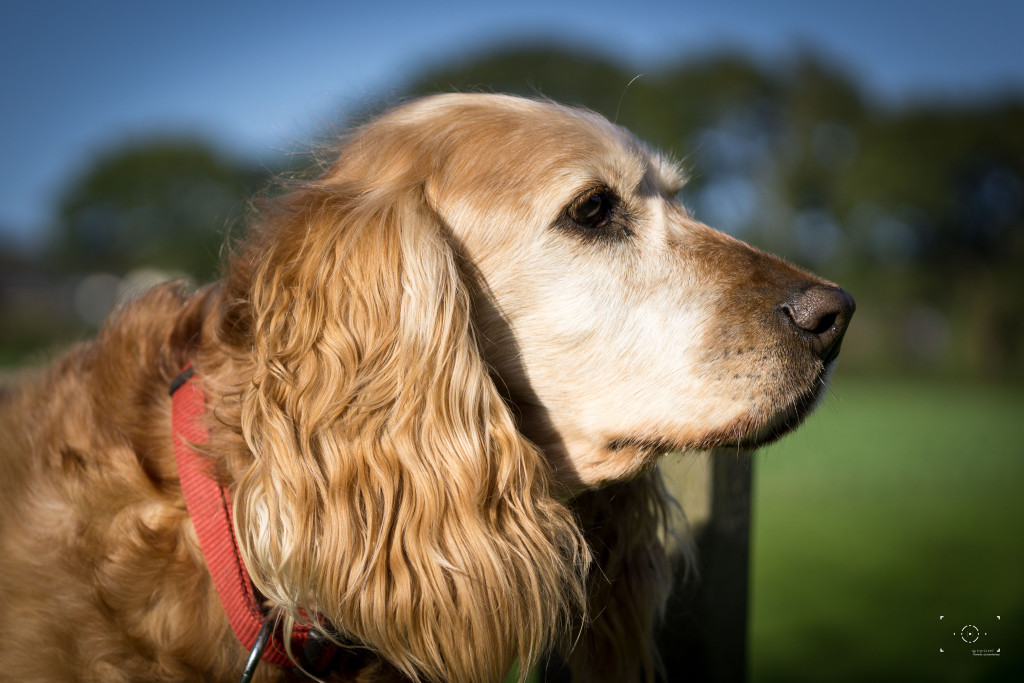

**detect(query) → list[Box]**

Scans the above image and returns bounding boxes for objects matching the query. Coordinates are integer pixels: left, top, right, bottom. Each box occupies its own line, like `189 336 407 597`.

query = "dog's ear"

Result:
231 178 589 682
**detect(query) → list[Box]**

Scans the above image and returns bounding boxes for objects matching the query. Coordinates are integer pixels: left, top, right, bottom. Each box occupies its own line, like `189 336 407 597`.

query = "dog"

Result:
0 94 853 682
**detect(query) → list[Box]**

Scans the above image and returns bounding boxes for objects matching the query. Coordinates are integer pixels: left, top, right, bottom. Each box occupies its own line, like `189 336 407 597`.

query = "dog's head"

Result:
215 93 853 681
315 93 854 488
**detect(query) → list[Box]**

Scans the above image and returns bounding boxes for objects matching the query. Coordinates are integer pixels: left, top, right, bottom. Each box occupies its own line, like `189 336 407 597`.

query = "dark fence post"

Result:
539 449 753 683
657 449 753 682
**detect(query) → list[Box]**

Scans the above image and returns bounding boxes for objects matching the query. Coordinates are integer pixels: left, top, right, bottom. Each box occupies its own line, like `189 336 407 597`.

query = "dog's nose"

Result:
781 285 856 362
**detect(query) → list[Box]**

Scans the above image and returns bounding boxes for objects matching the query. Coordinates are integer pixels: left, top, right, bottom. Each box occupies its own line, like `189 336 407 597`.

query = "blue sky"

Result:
2 0 1023 248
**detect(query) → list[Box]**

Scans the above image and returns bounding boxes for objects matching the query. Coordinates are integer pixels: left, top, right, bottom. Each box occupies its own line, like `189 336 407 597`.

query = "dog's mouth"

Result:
735 381 826 449
606 363 834 458
722 360 835 450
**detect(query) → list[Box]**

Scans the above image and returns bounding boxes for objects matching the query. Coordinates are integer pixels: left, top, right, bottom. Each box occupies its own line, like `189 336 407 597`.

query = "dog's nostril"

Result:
782 286 856 361
807 311 837 336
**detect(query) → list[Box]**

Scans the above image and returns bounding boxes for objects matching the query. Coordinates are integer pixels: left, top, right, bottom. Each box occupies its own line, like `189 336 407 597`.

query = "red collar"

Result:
170 364 336 671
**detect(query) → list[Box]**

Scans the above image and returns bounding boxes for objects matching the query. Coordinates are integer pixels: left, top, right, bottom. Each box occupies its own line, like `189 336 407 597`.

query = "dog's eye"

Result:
557 187 630 241
570 190 614 230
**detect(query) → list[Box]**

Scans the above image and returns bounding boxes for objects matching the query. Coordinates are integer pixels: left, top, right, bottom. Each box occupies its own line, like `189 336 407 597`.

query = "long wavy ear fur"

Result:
227 173 590 682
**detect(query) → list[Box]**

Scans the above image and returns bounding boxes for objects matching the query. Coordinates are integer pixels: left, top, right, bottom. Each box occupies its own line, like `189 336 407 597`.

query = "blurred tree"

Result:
400 46 642 121
50 139 265 280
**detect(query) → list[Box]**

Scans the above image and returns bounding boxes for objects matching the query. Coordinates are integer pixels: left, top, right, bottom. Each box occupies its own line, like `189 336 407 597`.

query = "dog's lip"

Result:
735 385 822 449
605 365 832 455
734 365 832 449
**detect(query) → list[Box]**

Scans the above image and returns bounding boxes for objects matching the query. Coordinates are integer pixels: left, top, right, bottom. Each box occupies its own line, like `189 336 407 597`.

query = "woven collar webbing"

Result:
169 364 331 669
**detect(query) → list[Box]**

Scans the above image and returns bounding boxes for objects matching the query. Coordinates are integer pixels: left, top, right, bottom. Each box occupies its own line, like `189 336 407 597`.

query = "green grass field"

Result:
749 376 1024 682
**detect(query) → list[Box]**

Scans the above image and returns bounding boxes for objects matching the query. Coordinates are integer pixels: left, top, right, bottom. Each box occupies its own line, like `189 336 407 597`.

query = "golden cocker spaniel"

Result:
0 94 853 682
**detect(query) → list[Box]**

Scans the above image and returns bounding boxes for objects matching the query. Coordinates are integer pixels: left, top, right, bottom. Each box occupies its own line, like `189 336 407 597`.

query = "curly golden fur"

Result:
0 94 852 682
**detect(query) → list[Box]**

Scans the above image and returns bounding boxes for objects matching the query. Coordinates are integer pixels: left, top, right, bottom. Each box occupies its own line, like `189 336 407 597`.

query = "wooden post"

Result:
538 449 753 682
657 449 753 682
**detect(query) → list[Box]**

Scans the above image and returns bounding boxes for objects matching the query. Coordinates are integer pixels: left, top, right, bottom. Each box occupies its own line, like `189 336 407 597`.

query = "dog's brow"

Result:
648 152 687 194
619 133 686 196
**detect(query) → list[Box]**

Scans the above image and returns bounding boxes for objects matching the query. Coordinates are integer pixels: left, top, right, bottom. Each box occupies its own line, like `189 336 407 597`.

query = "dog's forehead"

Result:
399 94 682 196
